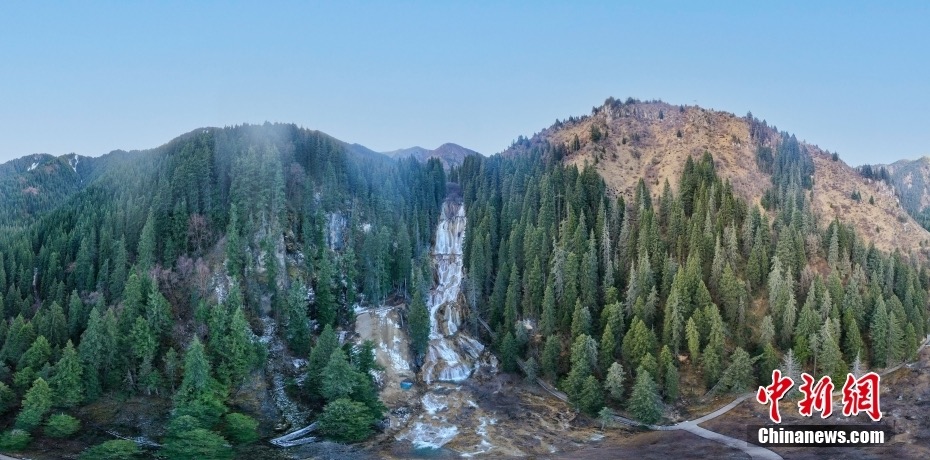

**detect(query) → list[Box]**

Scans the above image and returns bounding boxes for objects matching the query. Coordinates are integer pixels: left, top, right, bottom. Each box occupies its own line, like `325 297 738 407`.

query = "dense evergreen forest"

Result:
0 124 446 456
456 136 928 422
0 120 927 456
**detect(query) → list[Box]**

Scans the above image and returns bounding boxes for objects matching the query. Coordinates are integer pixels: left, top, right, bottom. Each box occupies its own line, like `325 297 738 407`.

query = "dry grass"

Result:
808 148 930 255
556 102 769 208
525 101 930 258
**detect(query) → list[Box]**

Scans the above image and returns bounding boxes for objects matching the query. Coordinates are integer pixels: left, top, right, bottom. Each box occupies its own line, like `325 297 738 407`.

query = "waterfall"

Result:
395 198 500 453
420 200 484 384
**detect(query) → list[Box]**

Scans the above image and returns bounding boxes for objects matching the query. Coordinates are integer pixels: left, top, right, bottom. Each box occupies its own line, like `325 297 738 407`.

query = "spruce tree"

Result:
523 257 544 320
541 335 561 380
599 324 616 371
628 370 661 425
759 315 775 346
540 284 557 337
315 254 337 327
662 288 684 353
408 270 431 358
870 298 889 367
664 363 679 402
19 335 52 372
566 334 597 399
571 300 591 339
578 375 603 415
605 362 625 402
137 211 157 272
50 341 83 408
219 306 255 386
286 282 311 355
500 332 519 373
146 288 171 342
780 349 802 397
305 325 338 402
685 317 700 362
174 338 226 427
657 345 675 391
321 349 359 402
67 290 85 342
318 398 374 443
78 308 104 400
818 321 847 383
226 205 244 276
16 378 53 431
887 311 905 365
621 318 655 371
717 347 754 393
44 302 68 348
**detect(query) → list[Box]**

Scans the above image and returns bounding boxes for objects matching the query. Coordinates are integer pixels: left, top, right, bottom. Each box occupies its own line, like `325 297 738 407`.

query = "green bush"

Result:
224 412 259 445
0 429 32 450
79 440 140 460
167 415 203 435
45 413 81 438
318 398 373 443
162 429 233 460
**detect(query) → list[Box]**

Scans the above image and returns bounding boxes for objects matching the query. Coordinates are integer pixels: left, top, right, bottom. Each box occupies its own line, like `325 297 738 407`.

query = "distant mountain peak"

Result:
381 143 480 168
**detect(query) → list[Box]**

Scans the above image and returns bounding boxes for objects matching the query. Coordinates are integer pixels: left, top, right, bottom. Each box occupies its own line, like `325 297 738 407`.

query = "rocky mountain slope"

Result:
504 99 930 255
877 157 930 226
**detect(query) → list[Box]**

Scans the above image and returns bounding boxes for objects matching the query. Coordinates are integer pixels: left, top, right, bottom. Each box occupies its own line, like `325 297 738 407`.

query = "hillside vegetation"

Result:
0 124 447 456
504 99 930 255
0 101 927 456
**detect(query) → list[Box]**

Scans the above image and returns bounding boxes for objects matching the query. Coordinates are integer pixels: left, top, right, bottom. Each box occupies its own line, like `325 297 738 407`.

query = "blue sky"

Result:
1 2 927 165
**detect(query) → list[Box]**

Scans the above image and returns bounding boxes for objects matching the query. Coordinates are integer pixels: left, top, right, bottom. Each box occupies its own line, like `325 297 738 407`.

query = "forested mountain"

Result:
0 102 927 457
457 140 928 421
504 99 930 255
0 123 447 456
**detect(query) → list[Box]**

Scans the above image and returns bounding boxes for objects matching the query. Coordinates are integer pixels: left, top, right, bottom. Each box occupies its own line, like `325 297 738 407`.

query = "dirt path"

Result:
614 334 930 459
610 392 782 460
683 424 781 460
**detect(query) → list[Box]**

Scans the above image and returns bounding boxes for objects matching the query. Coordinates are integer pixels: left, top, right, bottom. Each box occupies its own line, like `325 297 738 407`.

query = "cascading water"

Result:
419 200 484 384
371 197 594 457
394 198 496 452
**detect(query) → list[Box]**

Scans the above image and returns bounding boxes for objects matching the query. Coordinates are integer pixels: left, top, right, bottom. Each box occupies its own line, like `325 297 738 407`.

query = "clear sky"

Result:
1 2 928 166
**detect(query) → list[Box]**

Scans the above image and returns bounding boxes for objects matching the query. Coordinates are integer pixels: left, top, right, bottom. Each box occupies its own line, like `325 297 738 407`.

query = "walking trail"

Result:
608 334 930 460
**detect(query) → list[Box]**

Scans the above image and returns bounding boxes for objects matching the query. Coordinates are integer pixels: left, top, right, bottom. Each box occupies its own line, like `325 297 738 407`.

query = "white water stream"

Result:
394 199 497 452
420 201 484 384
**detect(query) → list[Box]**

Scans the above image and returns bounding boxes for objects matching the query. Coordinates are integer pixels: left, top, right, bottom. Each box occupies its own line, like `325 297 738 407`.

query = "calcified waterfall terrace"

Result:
396 199 495 452
420 201 484 385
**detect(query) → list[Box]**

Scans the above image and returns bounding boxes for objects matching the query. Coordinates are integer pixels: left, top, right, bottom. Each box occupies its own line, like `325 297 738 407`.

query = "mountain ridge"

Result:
0 114 928 458
503 98 930 255
2 106 927 255
382 142 479 168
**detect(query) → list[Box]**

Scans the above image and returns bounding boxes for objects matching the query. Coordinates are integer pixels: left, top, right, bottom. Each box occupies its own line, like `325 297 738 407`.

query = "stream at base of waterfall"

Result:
355 199 603 458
